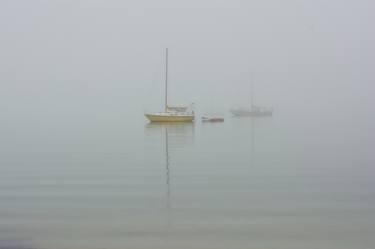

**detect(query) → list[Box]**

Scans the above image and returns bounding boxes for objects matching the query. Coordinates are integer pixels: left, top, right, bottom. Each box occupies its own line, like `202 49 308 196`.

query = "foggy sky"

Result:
1 0 374 120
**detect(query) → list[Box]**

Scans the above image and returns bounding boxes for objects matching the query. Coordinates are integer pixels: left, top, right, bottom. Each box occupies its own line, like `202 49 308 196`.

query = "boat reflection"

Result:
144 123 194 209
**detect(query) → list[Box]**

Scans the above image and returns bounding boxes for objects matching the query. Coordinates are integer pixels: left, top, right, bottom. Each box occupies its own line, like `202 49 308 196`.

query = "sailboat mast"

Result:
250 80 254 108
165 48 169 112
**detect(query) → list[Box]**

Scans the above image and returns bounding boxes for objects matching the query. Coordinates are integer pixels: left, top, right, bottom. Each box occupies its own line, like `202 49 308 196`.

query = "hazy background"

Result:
1 0 374 111
1 0 374 164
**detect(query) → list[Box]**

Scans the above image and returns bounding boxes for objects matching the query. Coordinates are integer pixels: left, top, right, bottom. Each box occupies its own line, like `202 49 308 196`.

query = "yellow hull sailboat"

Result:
145 48 195 123
145 113 194 122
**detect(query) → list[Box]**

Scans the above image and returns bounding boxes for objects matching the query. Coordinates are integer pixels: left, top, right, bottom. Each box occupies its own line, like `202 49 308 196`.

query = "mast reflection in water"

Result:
145 123 195 210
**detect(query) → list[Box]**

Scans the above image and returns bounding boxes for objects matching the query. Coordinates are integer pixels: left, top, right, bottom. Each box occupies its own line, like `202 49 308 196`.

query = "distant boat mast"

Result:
250 79 254 109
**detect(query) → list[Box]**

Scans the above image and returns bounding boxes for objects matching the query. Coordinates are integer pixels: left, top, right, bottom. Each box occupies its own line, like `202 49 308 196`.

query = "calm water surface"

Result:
0 110 374 249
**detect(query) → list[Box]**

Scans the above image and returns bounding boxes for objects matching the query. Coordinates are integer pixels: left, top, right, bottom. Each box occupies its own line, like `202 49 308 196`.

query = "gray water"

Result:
0 108 374 249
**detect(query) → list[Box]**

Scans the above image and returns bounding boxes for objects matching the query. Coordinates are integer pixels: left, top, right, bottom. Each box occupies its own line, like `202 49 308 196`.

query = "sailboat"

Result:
231 82 273 117
145 48 195 122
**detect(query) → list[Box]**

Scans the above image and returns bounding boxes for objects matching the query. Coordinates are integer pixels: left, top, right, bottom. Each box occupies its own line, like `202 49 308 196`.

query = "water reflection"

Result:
144 123 195 209
251 118 255 164
165 126 170 208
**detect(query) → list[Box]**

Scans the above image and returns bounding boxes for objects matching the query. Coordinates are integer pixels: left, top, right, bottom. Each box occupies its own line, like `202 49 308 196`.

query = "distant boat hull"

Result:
145 113 195 122
230 109 273 117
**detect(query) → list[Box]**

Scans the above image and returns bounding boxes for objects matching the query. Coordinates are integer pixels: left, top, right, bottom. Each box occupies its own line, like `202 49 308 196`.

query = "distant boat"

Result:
231 82 273 117
201 116 224 122
145 48 195 122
